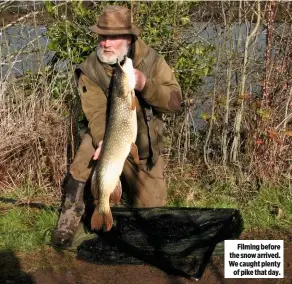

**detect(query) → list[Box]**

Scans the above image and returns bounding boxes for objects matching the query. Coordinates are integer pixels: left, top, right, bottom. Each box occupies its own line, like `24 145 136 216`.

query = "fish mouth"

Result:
117 56 127 68
120 57 136 90
115 56 135 90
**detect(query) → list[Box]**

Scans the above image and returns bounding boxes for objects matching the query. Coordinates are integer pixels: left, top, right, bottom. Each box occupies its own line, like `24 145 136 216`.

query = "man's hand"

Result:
134 69 146 92
93 141 103 160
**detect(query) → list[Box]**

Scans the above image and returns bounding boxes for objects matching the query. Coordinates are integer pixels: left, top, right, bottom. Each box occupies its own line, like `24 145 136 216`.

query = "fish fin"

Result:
130 143 140 165
90 165 99 199
135 96 141 112
131 92 136 110
91 209 104 231
110 180 122 204
103 211 114 232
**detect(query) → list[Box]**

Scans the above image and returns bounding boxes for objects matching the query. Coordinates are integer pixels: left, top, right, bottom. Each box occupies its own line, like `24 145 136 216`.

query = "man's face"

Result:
97 34 132 64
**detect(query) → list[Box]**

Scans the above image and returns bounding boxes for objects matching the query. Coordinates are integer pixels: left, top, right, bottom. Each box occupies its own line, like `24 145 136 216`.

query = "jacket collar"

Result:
132 37 149 68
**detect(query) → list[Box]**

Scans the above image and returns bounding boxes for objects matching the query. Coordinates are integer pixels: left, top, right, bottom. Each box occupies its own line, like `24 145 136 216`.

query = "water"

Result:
0 25 55 78
0 22 271 79
1 22 287 130
0 22 268 131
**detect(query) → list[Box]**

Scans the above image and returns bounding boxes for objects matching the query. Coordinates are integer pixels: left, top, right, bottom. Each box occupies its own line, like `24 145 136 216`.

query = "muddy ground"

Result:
1 231 291 284
1 248 291 284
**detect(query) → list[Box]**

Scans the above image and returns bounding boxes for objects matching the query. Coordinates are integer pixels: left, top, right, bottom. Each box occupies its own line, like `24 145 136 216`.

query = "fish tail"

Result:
110 180 122 204
91 208 113 232
90 209 104 231
103 210 113 232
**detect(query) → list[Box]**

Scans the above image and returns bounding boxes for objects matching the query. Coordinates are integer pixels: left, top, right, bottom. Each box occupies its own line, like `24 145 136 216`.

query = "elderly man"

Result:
52 5 182 248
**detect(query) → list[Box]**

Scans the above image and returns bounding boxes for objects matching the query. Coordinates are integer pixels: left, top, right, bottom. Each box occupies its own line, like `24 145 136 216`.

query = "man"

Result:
52 5 182 249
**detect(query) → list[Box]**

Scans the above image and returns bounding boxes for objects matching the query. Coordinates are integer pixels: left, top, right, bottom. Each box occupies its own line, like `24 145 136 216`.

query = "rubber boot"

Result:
68 222 97 251
51 176 86 249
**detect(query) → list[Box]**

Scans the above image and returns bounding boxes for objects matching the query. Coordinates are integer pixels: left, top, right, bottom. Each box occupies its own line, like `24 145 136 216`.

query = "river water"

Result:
0 22 273 79
0 25 55 78
0 21 287 130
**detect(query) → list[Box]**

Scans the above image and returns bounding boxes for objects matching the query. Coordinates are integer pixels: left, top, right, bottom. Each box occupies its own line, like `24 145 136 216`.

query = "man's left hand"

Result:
134 69 146 92
93 141 103 160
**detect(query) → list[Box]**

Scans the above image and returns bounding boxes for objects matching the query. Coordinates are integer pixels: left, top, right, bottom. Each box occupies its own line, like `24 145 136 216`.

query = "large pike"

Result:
90 57 138 232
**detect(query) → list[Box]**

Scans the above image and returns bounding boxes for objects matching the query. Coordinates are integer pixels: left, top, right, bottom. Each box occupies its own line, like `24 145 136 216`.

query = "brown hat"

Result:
90 6 141 37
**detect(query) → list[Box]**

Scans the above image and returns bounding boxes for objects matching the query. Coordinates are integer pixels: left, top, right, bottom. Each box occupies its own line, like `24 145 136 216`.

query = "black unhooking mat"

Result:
77 207 243 279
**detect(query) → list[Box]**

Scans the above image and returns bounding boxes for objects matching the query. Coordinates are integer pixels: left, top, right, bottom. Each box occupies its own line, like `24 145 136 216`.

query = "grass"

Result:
0 181 60 252
1 181 59 203
242 186 292 231
0 183 75 274
166 176 292 233
0 176 291 253
0 204 58 252
0 179 291 278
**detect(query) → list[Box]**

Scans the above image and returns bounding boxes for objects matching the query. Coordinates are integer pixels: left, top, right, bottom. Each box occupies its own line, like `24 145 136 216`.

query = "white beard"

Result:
96 41 130 65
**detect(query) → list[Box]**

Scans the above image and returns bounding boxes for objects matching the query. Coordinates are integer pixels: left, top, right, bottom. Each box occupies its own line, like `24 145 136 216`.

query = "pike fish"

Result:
90 57 139 232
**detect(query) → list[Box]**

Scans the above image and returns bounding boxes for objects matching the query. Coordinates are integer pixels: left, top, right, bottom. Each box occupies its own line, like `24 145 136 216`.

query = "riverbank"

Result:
1 229 291 284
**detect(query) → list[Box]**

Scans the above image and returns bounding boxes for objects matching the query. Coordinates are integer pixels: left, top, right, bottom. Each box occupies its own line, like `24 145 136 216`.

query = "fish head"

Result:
117 57 136 93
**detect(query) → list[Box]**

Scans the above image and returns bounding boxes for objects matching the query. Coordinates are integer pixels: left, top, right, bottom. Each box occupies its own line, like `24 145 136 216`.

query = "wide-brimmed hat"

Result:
89 6 141 37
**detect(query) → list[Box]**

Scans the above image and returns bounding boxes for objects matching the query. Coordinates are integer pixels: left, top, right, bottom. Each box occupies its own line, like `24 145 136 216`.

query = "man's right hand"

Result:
134 68 146 92
93 141 103 160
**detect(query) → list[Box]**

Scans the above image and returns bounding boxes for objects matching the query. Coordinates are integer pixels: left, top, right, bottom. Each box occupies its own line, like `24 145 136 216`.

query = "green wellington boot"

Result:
68 222 97 251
